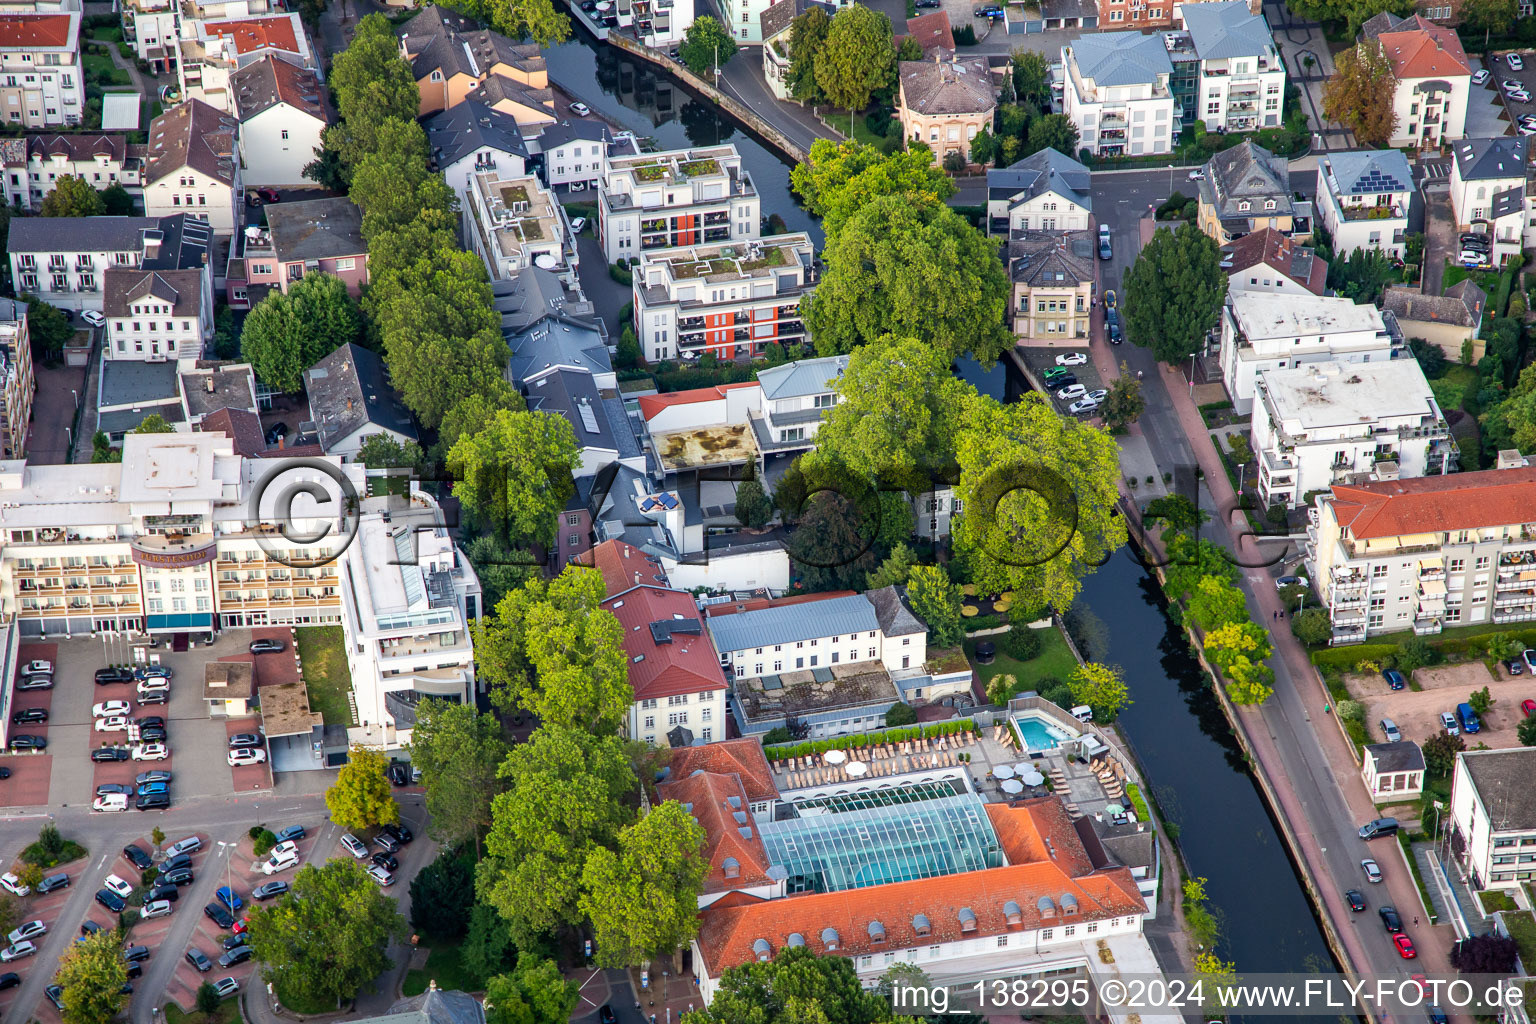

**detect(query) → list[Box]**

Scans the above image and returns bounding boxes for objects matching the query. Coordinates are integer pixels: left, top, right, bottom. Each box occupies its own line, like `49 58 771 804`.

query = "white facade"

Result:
0 13 83 128
439 145 524 207
1388 74 1468 150
1449 138 1529 266
144 162 240 235
710 603 929 679
1314 151 1412 260
1218 291 1398 414
104 270 212 365
236 100 324 189
1061 33 1177 158
1168 3 1286 133
175 14 315 114
613 0 693 46
632 233 816 363
465 169 576 284
597 145 760 263
1250 360 1452 508
338 505 481 750
0 135 143 210
1449 749 1536 890
121 0 175 68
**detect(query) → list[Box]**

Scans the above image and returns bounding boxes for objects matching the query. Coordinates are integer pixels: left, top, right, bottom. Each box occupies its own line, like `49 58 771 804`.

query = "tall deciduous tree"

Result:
483 956 579 1024
408 701 508 857
1122 222 1227 363
904 564 964 647
324 746 400 830
436 385 525 459
1461 0 1516 39
805 195 1010 365
1024 114 1079 158
734 478 773 528
1068 662 1131 721
56 928 128 1024
681 946 922 1024
447 409 579 546
813 5 894 112
41 175 104 217
1102 364 1145 431
579 801 707 968
790 140 955 239
438 0 570 45
408 848 477 939
325 14 420 178
1322 41 1399 149
246 859 407 1009
349 118 455 242
477 727 637 945
680 15 737 76
18 293 73 363
1185 576 1248 632
240 273 363 393
785 6 831 102
1010 48 1050 109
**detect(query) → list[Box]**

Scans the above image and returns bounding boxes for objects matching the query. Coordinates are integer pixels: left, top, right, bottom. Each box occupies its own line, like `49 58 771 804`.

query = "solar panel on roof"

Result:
577 400 601 434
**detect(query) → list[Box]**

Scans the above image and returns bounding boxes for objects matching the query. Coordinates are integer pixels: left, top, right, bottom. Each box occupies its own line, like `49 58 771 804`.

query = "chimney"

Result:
204 376 215 393
1497 449 1528 470
346 397 353 412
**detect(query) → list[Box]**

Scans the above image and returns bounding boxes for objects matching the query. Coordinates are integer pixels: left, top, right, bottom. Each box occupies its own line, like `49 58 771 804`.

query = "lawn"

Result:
1504 910 1536 972
81 52 130 87
1428 364 1478 413
295 626 355 727
166 995 243 1024
401 941 480 997
963 626 1078 701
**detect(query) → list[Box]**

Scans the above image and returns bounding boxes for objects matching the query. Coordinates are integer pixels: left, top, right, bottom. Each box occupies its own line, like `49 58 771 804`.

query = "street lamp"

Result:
216 840 237 919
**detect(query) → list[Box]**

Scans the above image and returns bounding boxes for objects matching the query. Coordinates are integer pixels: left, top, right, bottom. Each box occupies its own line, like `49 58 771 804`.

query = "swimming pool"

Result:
1012 713 1075 751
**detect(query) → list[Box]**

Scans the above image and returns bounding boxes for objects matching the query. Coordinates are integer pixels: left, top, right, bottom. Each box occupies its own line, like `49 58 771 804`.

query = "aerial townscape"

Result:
0 0 1535 1018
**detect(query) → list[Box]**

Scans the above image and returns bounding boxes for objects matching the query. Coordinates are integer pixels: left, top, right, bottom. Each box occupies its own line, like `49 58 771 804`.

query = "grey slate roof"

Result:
99 360 180 409
898 56 995 116
1459 748 1536 831
761 0 831 42
102 268 205 318
1068 31 1172 87
1181 0 1274 59
870 585 927 637
535 118 612 151
1008 231 1095 287
1451 137 1529 181
99 405 186 434
603 394 642 461
707 593 882 654
508 316 610 384
425 100 529 170
756 354 847 401
1490 186 1524 221
145 100 238 187
1202 140 1292 220
523 367 617 454
304 343 418 450
365 987 486 1024
493 265 599 332
396 5 543 83
1321 149 1412 198
986 147 1091 210
1381 282 1485 328
265 198 366 263
1366 741 1425 773
7 216 158 254
468 74 555 117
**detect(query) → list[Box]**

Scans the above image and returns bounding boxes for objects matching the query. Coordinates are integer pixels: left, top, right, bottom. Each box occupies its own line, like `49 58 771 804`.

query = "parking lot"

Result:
0 858 85 1017
1351 660 1536 752
1015 344 1112 419
1488 50 1536 134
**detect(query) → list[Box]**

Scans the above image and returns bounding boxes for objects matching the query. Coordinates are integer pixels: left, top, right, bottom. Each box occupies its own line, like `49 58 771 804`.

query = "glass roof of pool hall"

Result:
760 783 1004 894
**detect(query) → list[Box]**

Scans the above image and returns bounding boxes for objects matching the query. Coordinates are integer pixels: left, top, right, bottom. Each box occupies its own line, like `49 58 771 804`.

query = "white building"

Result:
1303 457 1536 643
119 0 174 71
7 213 214 313
103 267 212 364
1221 227 1327 296
707 586 929 681
1450 748 1536 890
465 168 576 284
1172 2 1285 133
1315 150 1413 260
536 119 636 192
1449 137 1529 266
230 55 328 188
338 506 481 750
632 232 816 363
1218 291 1400 414
597 145 760 263
0 12 83 128
424 100 527 206
1362 741 1424 803
1359 12 1469 150
984 148 1092 238
176 14 316 114
1061 32 1176 158
1250 360 1453 508
143 100 241 235
0 134 143 210
613 0 693 46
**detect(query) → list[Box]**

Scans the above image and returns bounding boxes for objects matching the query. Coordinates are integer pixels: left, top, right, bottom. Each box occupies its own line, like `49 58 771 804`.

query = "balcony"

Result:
1331 571 1368 592
1495 608 1536 624
1330 624 1368 644
1495 590 1536 608
1332 606 1367 624
1413 617 1443 635
1497 572 1536 591
1341 202 1406 222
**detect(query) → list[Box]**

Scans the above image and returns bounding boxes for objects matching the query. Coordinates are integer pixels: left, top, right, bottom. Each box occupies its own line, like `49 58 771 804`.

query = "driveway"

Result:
1464 59 1512 138
25 362 86 466
1420 189 1455 297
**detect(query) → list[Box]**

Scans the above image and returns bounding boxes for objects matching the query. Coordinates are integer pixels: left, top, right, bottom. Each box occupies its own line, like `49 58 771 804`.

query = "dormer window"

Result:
1037 896 1057 919
868 921 885 944
1061 894 1080 917
912 914 931 937
1004 901 1023 925
1238 200 1250 212
958 908 977 933
722 857 740 879
752 938 771 961
821 928 839 951
1264 199 1276 211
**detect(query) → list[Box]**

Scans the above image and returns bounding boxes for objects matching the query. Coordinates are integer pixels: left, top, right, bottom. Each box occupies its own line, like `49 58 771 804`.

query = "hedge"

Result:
1310 644 1399 669
764 720 976 762
1434 628 1536 658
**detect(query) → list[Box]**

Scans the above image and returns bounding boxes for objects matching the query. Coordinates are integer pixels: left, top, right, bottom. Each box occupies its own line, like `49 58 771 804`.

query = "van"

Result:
1359 817 1399 840
261 849 298 876
1457 702 1482 734
1070 705 1094 723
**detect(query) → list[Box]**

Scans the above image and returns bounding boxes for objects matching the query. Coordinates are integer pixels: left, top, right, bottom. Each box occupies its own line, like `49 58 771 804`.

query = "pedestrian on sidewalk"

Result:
1414 916 1419 926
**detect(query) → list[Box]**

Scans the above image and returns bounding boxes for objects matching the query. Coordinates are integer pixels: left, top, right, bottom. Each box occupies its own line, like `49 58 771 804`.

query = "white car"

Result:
136 678 169 694
94 715 129 733
1056 384 1087 401
1503 79 1524 91
93 794 129 812
228 747 266 767
569 216 587 234
0 873 29 897
1472 68 1491 85
1085 388 1109 403
340 834 368 859
0 941 35 962
262 849 298 875
1509 53 1525 70
366 865 395 887
19 659 52 677
92 700 131 718
270 840 298 859
1519 124 1536 135
1068 397 1101 415
80 310 106 328
570 101 591 116
6 921 44 944
1511 91 1533 103
1187 169 1205 180
1054 352 1087 366
103 874 133 899
132 743 169 761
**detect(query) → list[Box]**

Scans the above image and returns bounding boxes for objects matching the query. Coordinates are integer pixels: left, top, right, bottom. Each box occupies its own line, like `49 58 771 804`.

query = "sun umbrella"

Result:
846 761 867 777
993 764 1014 779
1000 779 1024 795
824 749 846 765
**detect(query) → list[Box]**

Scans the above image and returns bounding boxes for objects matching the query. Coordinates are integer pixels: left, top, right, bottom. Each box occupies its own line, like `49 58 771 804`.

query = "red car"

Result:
232 917 249 935
1523 699 1536 718
1394 934 1417 959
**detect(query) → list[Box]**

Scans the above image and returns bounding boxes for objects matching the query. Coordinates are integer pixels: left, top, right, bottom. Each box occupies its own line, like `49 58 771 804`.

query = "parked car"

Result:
122 945 151 963
0 942 35 963
380 823 413 844
137 690 167 706
219 946 253 968
1361 858 1382 883
372 851 399 871
133 744 169 761
388 761 412 786
1472 68 1491 85
79 921 102 939
1097 226 1112 261
90 745 128 762
1382 669 1406 691
1440 711 1460 735
1068 397 1101 415
11 707 47 724
142 900 173 919
228 733 264 749
264 422 288 445
204 903 235 930
1276 574 1309 590
1359 817 1399 840
137 792 170 811
0 874 29 897
1379 906 1403 932
104 875 134 898
570 101 591 116
94 716 130 733
0 973 18 992
19 659 51 677
213 977 240 998
1523 699 1536 717
140 723 168 741
46 984 64 1009
144 884 179 904
95 890 126 912
135 665 172 680
161 868 194 887
1379 718 1402 743
366 864 395 887
81 310 106 328
375 833 401 854
1509 53 1525 70
136 771 173 786
16 674 51 691
1045 372 1077 389
252 880 289 901
216 886 243 912
161 853 193 874
1394 934 1417 959
249 638 285 654
93 794 129 812
274 824 306 843
1523 648 1536 673
186 948 213 973
1105 308 1122 343
6 921 45 944
262 848 298 875
9 735 46 751
1344 890 1366 912
95 667 134 684
1457 702 1482 734
228 748 267 767
1056 384 1087 401
37 873 69 894
341 833 368 858
1055 352 1088 366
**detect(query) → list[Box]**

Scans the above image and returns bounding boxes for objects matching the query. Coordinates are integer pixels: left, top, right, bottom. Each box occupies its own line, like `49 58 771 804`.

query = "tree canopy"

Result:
905 564 964 647
1322 41 1399 148
325 14 420 179
408 700 508 857
681 946 923 1024
437 0 570 45
41 175 104 217
350 117 455 242
785 6 832 102
240 273 363 392
324 746 401 830
579 800 708 967
56 928 128 1024
483 956 579 1024
680 15 738 76
1068 662 1131 722
448 408 579 547
813 5 894 112
1122 222 1227 363
790 140 955 240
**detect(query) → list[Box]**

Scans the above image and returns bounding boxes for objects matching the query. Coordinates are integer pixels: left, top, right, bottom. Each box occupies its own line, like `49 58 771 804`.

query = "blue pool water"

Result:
1014 714 1073 751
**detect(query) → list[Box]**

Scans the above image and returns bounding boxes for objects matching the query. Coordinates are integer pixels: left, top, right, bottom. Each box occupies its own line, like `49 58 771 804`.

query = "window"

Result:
334 258 356 272
668 712 686 725
643 716 654 728
280 129 289 140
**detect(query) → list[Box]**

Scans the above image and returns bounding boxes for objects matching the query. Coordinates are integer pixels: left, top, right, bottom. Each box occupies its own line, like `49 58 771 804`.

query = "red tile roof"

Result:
207 15 300 54
1329 465 1536 540
1222 227 1328 296
667 738 777 805
0 14 75 48
694 798 1146 976
196 407 267 456
901 11 954 56
587 538 669 598
637 382 759 422
1376 17 1469 80
658 770 773 893
602 584 726 701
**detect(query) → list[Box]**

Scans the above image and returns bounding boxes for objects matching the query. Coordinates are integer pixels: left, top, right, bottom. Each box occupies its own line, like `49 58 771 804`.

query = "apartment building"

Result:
614 0 693 47
338 506 481 749
0 300 32 460
1449 137 1528 266
631 232 815 362
176 14 315 113
397 6 550 121
1165 2 1284 134
119 0 174 71
7 212 213 312
1450 748 1536 890
1304 457 1536 643
102 267 211 364
896 56 996 162
1196 140 1299 244
1360 12 1469 149
597 145 760 263
1061 32 1176 158
230 55 328 188
0 12 81 127
1094 0 1259 30
985 148 1092 239
425 100 527 204
1218 291 1400 414
537 119 636 192
708 586 929 681
465 169 575 284
1315 149 1413 260
1250 360 1452 509
0 431 360 637
143 100 241 234
227 197 366 308
1007 231 1095 341
752 353 845 451
1221 227 1327 296
0 134 142 210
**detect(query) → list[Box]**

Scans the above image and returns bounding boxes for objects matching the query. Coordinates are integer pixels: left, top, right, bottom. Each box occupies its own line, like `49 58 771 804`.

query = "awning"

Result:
1417 558 1444 569
1419 579 1447 597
